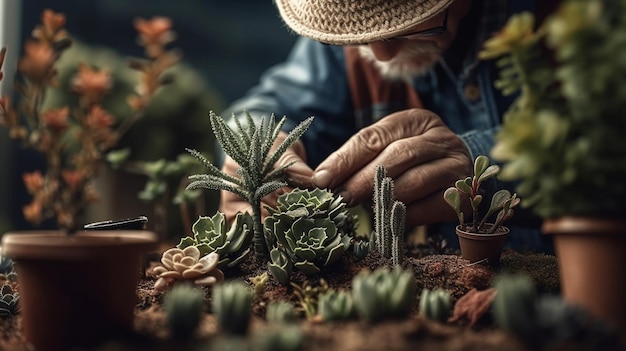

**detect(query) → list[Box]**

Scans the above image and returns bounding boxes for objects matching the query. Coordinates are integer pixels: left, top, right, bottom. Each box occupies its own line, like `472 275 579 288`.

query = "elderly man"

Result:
220 0 558 252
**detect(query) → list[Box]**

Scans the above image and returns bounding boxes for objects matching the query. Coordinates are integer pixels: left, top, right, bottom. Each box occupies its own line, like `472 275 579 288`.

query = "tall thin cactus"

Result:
186 111 314 257
372 165 407 266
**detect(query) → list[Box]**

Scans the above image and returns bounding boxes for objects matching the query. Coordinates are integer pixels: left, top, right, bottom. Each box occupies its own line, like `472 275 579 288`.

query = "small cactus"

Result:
212 279 253 335
351 266 415 323
419 288 451 323
252 325 305 351
163 284 205 340
492 274 538 337
318 289 355 322
372 165 406 266
266 301 298 324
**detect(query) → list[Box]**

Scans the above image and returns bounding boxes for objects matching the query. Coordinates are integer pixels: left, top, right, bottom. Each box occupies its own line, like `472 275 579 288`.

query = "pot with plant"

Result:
479 0 626 337
0 10 183 351
443 155 520 265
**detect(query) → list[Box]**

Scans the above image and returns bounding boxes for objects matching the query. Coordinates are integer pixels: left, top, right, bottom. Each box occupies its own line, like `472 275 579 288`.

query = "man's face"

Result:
358 1 471 81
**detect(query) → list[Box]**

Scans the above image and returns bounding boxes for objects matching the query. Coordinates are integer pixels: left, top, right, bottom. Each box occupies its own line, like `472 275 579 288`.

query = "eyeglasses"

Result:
388 8 449 40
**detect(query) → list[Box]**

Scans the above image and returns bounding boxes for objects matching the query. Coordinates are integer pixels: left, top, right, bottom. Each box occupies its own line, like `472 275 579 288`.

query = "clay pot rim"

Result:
455 224 510 240
1 230 158 261
542 216 626 235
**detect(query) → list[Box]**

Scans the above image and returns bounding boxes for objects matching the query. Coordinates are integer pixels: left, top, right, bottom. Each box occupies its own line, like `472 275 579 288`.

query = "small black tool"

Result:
83 216 149 230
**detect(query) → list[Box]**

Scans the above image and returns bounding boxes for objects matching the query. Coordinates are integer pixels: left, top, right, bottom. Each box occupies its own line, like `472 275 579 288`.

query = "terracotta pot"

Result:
1 230 158 351
543 217 626 337
455 224 509 265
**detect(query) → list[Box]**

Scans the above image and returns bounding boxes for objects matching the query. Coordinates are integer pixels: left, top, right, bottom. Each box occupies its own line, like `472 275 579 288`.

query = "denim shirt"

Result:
223 0 553 252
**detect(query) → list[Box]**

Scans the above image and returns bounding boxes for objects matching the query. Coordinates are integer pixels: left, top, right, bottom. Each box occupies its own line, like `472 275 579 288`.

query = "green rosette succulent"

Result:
178 211 253 268
265 213 351 278
266 188 358 237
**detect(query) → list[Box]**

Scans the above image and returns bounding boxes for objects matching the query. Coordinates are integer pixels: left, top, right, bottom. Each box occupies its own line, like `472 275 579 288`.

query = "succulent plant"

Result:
267 248 293 285
265 187 358 237
371 165 406 265
419 288 451 323
163 283 205 340
152 246 224 291
0 284 20 318
264 214 351 281
444 155 520 234
318 289 355 322
352 239 370 260
291 279 329 320
0 254 14 275
186 111 314 257
266 301 298 324
177 211 254 268
212 279 253 335
492 274 538 337
250 272 269 295
352 266 415 323
252 325 305 351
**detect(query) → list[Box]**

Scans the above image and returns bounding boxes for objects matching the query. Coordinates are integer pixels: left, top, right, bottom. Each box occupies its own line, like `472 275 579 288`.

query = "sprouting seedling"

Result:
186 111 313 257
443 155 520 233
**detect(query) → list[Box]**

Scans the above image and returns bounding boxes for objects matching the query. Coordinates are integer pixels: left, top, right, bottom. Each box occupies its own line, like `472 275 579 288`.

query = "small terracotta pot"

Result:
1 230 158 351
543 217 626 338
455 224 509 265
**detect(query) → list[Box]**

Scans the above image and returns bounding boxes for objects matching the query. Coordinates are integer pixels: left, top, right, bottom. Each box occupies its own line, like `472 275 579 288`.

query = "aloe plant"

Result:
186 111 314 257
443 155 520 234
177 211 253 268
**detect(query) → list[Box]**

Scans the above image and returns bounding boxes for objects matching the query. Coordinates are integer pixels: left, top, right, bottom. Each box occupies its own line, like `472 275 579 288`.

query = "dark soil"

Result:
0 249 571 351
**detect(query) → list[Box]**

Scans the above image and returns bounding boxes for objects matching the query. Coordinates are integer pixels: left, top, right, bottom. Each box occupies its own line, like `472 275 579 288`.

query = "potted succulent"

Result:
443 155 520 265
479 0 626 335
0 10 182 351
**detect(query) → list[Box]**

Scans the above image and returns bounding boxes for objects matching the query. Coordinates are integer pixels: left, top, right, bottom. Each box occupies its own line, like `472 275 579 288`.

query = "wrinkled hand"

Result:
220 131 314 223
311 108 472 226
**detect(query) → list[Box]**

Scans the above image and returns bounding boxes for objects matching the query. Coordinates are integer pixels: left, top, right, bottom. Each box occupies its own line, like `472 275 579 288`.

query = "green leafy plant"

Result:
152 246 224 291
351 266 415 323
177 211 254 269
443 155 520 234
212 279 253 335
318 289 355 322
419 288 451 323
162 283 205 341
186 112 314 257
479 1 626 218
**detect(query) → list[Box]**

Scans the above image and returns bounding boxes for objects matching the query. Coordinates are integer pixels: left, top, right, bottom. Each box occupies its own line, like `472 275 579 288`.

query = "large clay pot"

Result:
1 230 158 351
543 217 626 338
455 224 509 265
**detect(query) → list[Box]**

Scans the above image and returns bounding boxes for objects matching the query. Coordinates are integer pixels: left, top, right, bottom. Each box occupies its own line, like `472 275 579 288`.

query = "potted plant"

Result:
479 0 626 336
443 155 520 265
0 9 181 350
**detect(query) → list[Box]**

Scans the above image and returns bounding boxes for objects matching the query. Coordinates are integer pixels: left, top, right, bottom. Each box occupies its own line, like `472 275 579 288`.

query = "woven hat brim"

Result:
275 0 455 45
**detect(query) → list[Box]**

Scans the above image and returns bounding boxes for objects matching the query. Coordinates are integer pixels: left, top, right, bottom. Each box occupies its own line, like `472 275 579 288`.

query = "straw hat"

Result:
275 0 455 45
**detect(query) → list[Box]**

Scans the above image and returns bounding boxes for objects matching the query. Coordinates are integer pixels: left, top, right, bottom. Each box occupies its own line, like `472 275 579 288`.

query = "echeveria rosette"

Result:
266 188 358 237
177 211 253 268
265 214 351 279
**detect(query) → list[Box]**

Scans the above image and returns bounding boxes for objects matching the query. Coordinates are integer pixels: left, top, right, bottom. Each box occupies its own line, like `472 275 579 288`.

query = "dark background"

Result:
2 1 297 232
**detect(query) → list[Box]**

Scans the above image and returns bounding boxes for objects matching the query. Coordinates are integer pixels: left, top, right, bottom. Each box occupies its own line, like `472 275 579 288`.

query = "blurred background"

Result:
0 0 297 237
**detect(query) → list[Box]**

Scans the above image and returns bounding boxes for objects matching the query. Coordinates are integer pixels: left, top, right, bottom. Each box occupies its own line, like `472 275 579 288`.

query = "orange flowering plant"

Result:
0 9 181 233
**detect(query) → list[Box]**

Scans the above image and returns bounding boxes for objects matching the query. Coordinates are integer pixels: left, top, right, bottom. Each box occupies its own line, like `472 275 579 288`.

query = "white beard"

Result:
358 41 442 81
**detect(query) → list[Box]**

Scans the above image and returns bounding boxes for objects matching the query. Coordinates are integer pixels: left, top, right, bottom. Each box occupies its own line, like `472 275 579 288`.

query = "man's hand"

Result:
311 108 472 226
220 132 314 223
